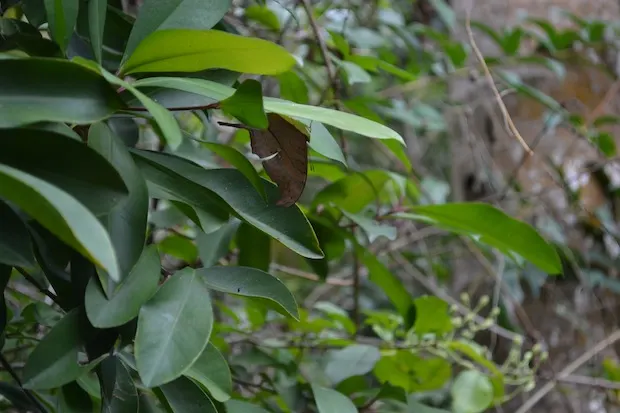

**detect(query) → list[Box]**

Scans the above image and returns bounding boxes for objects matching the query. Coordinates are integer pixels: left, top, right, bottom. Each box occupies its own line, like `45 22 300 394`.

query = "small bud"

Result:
490 307 501 317
450 304 459 313
523 351 533 362
479 295 490 306
524 380 536 392
460 292 470 305
513 336 524 347
532 343 543 354
540 351 549 361
452 317 463 327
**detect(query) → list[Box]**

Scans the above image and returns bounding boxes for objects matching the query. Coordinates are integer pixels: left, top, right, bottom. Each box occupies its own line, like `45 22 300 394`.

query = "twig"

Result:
352 254 361 335
557 374 620 390
15 267 60 306
0 353 46 412
515 329 620 413
464 2 533 156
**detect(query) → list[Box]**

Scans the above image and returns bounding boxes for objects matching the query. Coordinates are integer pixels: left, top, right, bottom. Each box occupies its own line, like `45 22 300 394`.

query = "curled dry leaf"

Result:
250 113 309 207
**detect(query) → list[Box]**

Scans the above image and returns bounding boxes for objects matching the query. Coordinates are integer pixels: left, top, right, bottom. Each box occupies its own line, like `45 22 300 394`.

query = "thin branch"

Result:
516 329 620 413
464 2 533 156
15 267 60 306
352 254 361 335
557 374 620 390
0 353 46 413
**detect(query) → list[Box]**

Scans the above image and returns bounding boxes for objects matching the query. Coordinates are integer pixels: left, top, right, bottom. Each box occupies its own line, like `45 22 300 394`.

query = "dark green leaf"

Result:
89 122 149 277
342 210 397 242
123 0 231 60
590 131 616 157
311 384 357 413
408 400 451 413
158 234 198 263
245 5 280 30
0 265 11 336
0 58 123 128
451 370 493 413
88 0 107 62
201 142 267 201
101 356 139 413
21 0 47 27
158 376 218 413
184 343 232 402
413 296 453 335
360 249 411 318
57 381 93 412
23 309 94 389
374 352 451 392
44 0 79 50
277 70 309 104
236 223 271 272
85 246 161 328
196 220 239 268
0 17 60 56
220 79 268 129
313 170 390 213
198 266 298 319
0 127 128 216
325 345 381 384
397 203 562 274
132 150 323 259
0 164 121 281
0 200 35 267
0 382 41 412
136 268 213 387
121 29 295 76
309 122 347 167
225 400 270 413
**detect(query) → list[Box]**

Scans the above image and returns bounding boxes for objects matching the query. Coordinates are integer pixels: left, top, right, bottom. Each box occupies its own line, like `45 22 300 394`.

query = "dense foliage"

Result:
2 0 618 412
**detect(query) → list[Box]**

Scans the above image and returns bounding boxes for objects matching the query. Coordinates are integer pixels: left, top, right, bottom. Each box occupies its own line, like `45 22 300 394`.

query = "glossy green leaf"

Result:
312 384 357 413
225 400 270 413
198 266 298 320
220 79 268 129
278 71 309 106
196 220 239 267
132 150 323 259
132 77 405 143
0 58 123 128
100 357 139 412
397 203 562 274
0 164 120 281
325 345 381 385
309 122 347 167
245 5 280 30
360 249 411 319
158 234 198 263
0 200 35 268
201 142 267 201
313 170 391 212
451 370 493 413
44 0 78 50
159 376 218 413
23 309 92 389
184 343 232 402
413 296 453 335
341 210 397 242
123 0 231 60
88 0 107 62
88 122 149 277
136 268 213 387
0 127 128 216
121 29 295 76
85 246 161 328
236 223 271 272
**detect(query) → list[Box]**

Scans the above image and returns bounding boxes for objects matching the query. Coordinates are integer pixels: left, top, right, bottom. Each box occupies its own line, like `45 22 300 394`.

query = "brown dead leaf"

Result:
249 113 309 207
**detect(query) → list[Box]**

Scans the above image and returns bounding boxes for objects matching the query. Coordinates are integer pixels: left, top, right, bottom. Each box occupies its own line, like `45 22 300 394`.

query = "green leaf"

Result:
245 5 280 30
236 223 271 272
359 249 411 319
100 357 139 412
0 17 60 57
121 29 295 76
446 340 504 400
158 234 198 263
341 210 397 242
88 0 107 62
136 268 213 387
197 266 298 320
397 203 562 274
408 400 451 413
338 60 372 85
309 122 347 167
196 220 239 267
44 0 79 50
313 170 391 213
132 150 323 259
88 122 149 278
85 246 161 328
184 343 232 402
123 0 231 60
23 309 92 389
590 131 616 157
158 376 218 413
451 370 493 413
0 58 123 128
0 127 128 216
311 384 357 413
325 345 381 384
413 296 453 335
0 163 121 281
201 142 267 201
225 400 270 413
57 381 93 412
374 352 451 392
0 200 35 268
277 70 309 104
220 79 268 129
132 77 405 144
